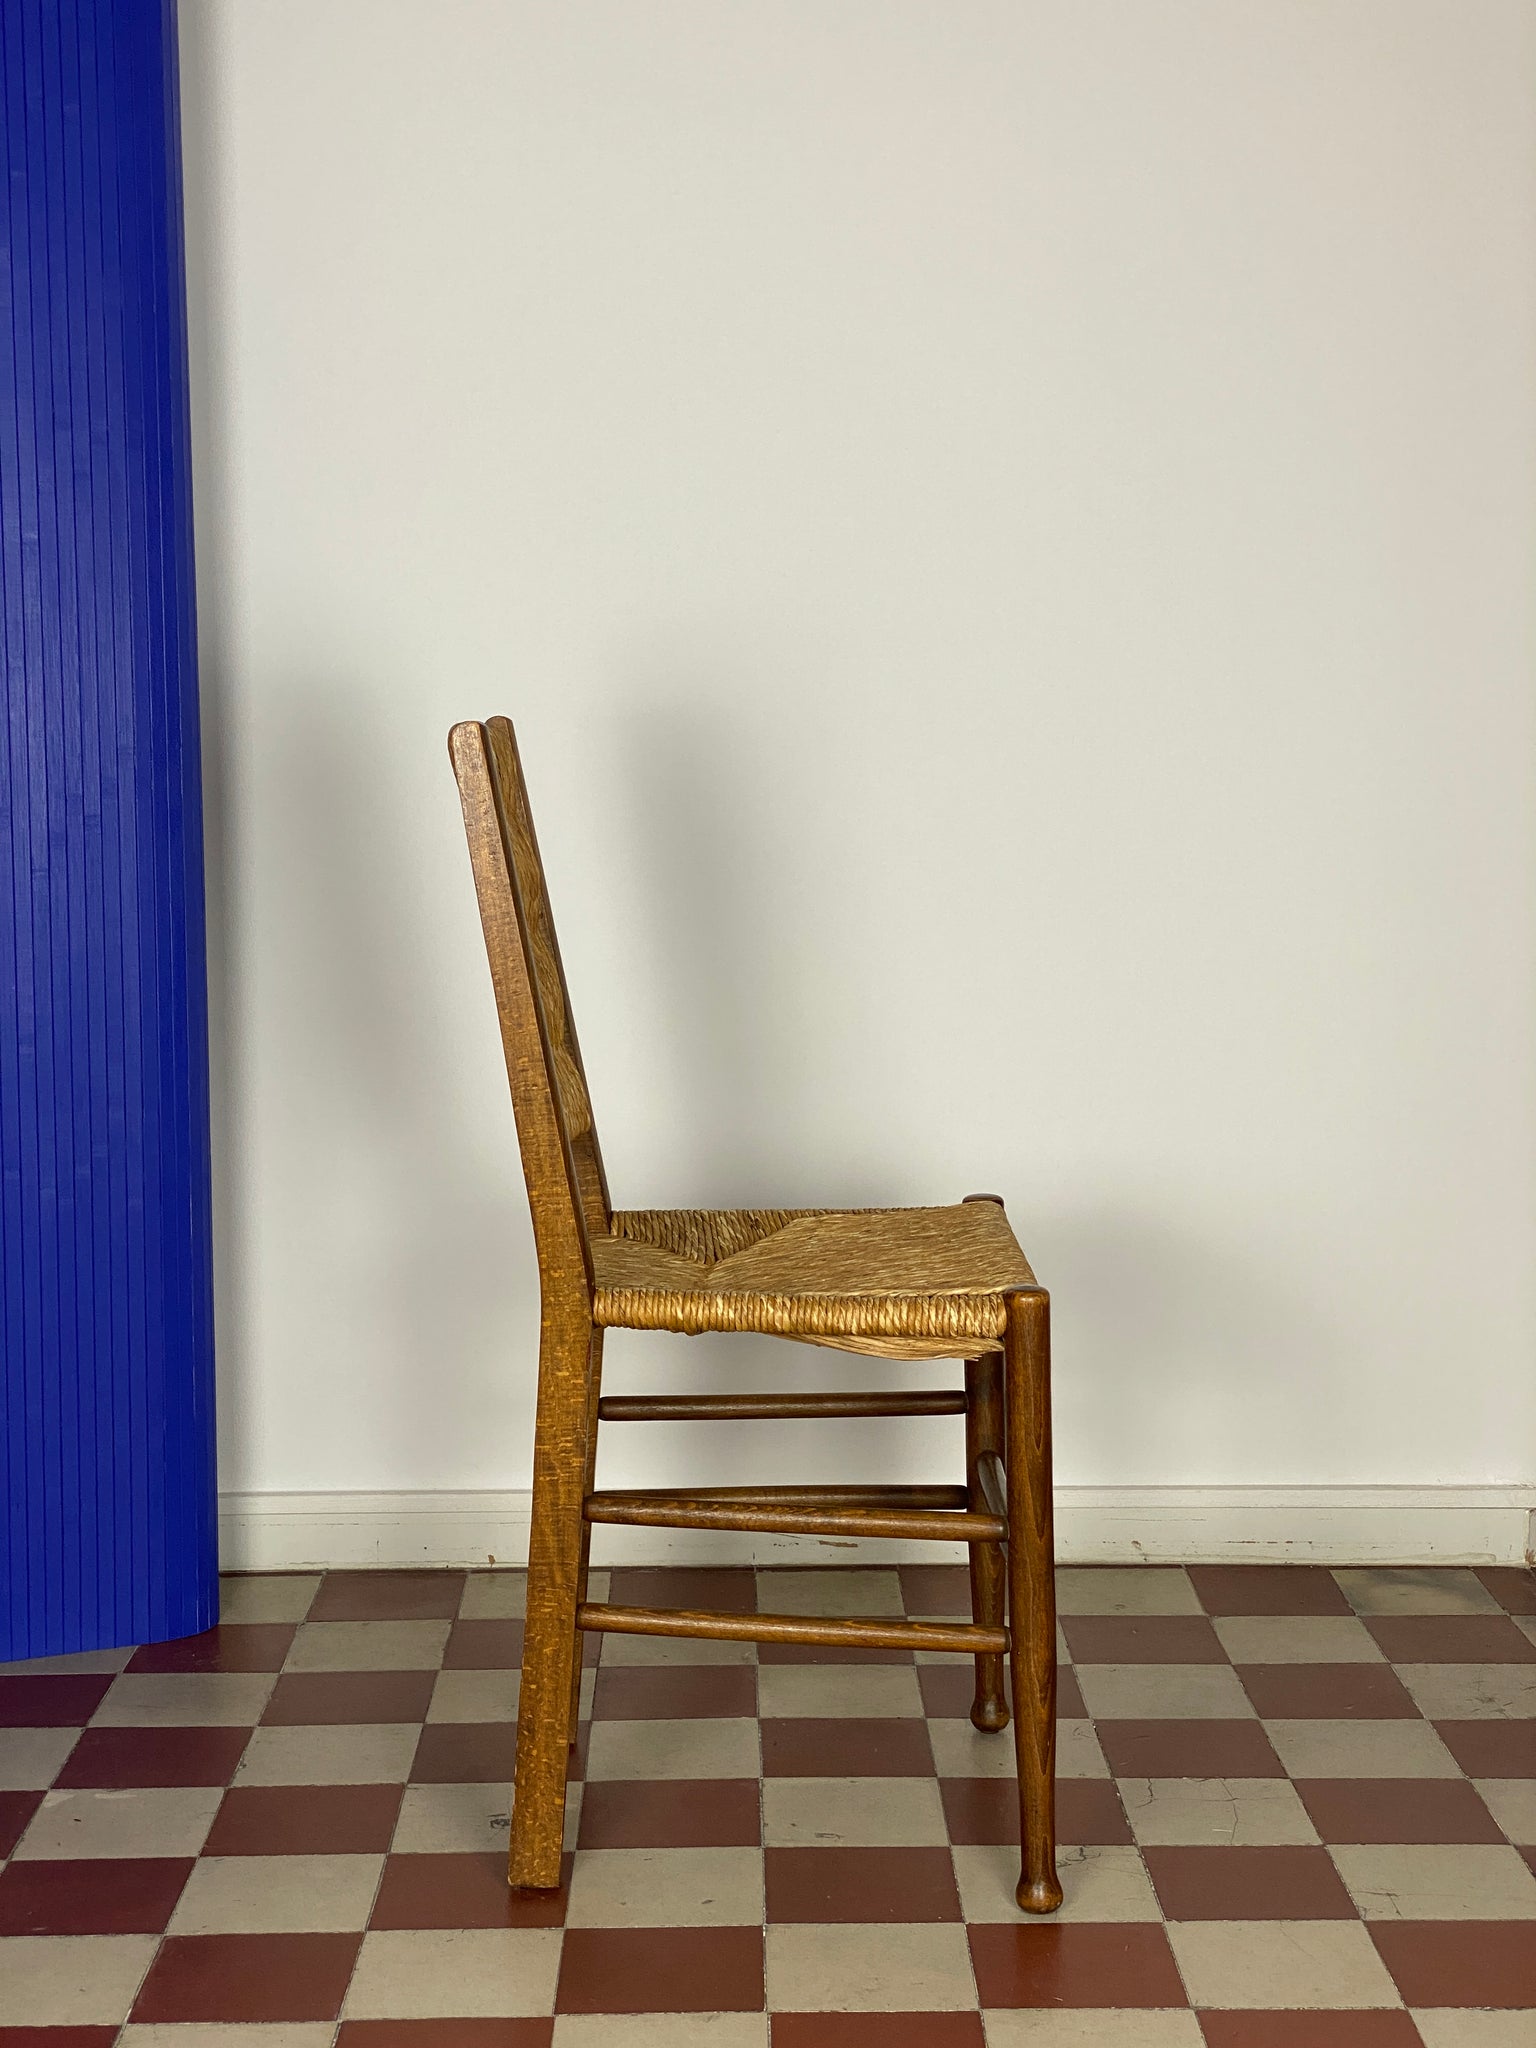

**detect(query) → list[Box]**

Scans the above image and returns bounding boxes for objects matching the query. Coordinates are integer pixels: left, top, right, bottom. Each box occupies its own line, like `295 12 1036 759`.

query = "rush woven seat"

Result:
449 714 1063 1917
595 1203 1036 1354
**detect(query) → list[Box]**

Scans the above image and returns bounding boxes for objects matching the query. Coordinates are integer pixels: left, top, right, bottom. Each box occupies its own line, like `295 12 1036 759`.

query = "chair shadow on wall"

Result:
246 695 528 1484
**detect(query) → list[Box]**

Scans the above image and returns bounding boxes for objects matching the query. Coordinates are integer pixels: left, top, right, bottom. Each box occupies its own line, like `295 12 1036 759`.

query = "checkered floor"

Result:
1 1563 1534 2044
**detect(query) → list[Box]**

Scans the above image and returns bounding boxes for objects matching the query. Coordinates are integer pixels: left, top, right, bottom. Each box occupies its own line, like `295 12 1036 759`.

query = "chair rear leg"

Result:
509 1311 594 1890
965 1353 1009 1732
1004 1287 1062 1913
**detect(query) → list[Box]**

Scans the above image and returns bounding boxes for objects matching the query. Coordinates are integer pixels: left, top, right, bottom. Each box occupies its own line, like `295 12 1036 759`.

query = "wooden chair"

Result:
449 715 1062 1914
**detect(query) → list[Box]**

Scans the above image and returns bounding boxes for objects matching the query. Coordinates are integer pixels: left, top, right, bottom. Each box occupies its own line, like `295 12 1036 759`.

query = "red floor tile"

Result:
1477 1567 1536 1615
262 1671 437 1724
309 1570 466 1621
204 1783 404 1855
1294 1776 1506 1843
606 1568 759 1614
556 1926 764 2012
0 1790 44 1857
1094 1719 1285 1777
765 1845 962 1921
1433 1720 1536 1777
761 1717 935 1777
773 2017 985 2047
969 1922 1188 2007
1364 1615 1536 1664
1142 1845 1357 1920
1235 1663 1420 1719
443 1620 526 1670
1062 1616 1227 1664
1370 1919 1536 2006
1187 1567 1352 1617
0 2032 119 2048
410 1722 523 1784
940 1776 1132 1846
1198 2017 1426 2047
591 1665 757 1720
0 1855 192 1934
0 1675 114 1725
899 1565 974 1613
128 1624 296 1673
56 1725 251 1788
131 1931 363 2022
336 2027 554 2048
576 1777 762 1848
916 1664 1086 1720
370 1852 569 1928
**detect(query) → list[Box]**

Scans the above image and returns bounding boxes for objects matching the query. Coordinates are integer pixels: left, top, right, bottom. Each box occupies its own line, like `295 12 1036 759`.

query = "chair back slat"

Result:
450 717 610 1284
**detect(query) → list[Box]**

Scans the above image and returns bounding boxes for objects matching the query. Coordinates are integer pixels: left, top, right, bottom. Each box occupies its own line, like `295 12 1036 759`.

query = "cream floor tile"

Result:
217 1573 321 1623
1120 1775 1319 1846
1212 1616 1384 1664
1168 1920 1401 2009
1410 2016 1536 2047
566 1845 764 1926
1073 1665 1255 1720
15 1786 221 1859
766 1921 976 2011
392 1781 511 1854
0 1726 79 1790
283 1620 451 1672
984 2016 1206 2047
757 1663 923 1719
460 1571 528 1619
122 2030 337 2048
428 1668 521 1723
1055 1569 1202 1616
345 1927 562 2017
1397 1664 1536 1720
1335 1569 1505 1616
756 1569 904 1617
553 2018 769 2047
234 1722 420 1786
1330 1843 1536 1919
0 1933 159 2024
92 1672 276 1727
1264 1718 1460 1779
1519 1617 1536 1650
584 1716 761 1781
1475 1777 1536 1843
929 1715 1107 1779
762 1775 948 1847
601 1633 755 1665
122 2029 338 2047
0 1646 133 1675
955 1842 1159 1923
167 1852 386 1933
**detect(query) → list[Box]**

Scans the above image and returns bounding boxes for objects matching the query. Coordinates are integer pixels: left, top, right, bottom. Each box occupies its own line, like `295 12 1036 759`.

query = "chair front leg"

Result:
567 1327 604 1744
509 1303 595 1890
1004 1286 1063 1913
965 1352 1009 1732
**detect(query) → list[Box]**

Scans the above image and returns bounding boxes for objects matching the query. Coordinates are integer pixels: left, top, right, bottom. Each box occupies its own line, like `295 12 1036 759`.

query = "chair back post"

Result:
448 717 609 1313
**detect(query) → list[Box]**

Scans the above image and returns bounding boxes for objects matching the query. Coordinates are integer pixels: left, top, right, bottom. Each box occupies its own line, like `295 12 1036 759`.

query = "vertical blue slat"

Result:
0 0 216 1661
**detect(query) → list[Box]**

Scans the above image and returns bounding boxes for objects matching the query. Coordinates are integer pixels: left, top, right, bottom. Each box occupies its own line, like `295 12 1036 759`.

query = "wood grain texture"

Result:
585 1494 1006 1543
1005 1287 1062 1913
581 1603 1008 1655
598 1390 969 1421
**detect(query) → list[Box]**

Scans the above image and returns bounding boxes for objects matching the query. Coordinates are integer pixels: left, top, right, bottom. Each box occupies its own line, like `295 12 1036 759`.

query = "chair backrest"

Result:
449 717 610 1289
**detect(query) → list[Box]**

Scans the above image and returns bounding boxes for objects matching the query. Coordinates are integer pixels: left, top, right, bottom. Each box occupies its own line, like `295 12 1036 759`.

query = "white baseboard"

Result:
219 1484 1536 1573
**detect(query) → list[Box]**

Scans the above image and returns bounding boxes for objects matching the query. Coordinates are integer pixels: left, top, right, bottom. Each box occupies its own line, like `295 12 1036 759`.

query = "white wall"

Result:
179 1 1536 1551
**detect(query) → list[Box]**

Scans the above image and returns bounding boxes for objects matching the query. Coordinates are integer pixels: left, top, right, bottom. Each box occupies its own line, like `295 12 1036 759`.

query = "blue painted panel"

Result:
1 0 216 1659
